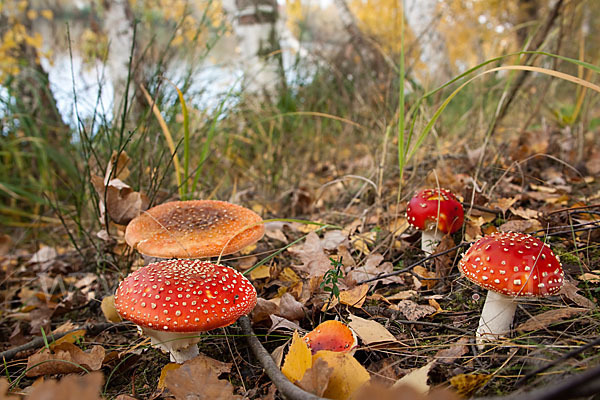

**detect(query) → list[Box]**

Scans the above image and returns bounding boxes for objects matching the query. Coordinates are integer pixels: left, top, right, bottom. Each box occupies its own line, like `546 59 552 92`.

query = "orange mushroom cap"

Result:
114 259 257 332
125 200 265 258
459 232 564 297
303 320 358 355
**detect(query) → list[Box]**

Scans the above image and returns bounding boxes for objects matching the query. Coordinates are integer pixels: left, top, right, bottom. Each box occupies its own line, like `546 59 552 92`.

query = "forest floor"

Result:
1 125 599 400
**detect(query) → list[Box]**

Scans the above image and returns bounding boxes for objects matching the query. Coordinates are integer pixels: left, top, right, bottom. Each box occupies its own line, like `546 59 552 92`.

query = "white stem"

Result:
421 229 443 254
476 290 518 348
142 327 201 363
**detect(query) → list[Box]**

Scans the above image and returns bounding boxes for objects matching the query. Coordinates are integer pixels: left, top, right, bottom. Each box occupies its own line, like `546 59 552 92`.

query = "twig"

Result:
361 306 471 334
0 322 120 362
238 316 326 400
476 362 600 400
515 336 600 387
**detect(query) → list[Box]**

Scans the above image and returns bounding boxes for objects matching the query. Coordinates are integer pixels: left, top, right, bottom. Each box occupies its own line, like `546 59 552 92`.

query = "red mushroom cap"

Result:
459 232 564 297
406 188 464 234
303 320 358 355
125 200 265 258
114 259 257 332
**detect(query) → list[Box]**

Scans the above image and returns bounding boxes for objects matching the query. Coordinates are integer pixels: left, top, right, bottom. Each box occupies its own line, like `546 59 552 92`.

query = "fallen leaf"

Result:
386 290 417 301
338 284 369 308
91 175 149 225
499 219 542 233
28 246 57 264
297 357 333 396
578 272 600 283
450 373 491 397
392 361 435 394
281 331 312 383
269 315 304 333
435 338 469 364
353 381 459 400
0 378 19 399
433 236 456 280
101 295 123 322
26 343 105 377
346 253 403 285
51 329 86 348
560 281 596 309
516 307 589 332
278 293 306 321
251 298 279 323
351 231 376 254
264 221 289 242
158 363 181 389
322 230 349 251
348 314 396 344
387 218 409 235
314 350 371 400
393 300 436 321
0 234 11 257
288 232 335 278
413 266 437 289
249 264 271 280
164 355 240 399
28 371 104 400
490 197 519 213
509 207 540 220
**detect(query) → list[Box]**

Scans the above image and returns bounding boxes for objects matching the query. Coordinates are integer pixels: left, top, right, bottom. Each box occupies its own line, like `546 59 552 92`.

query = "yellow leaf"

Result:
249 264 271 280
101 295 122 323
392 361 434 394
51 330 86 349
281 331 312 383
313 350 370 400
158 363 182 389
239 243 257 255
339 284 369 308
27 9 37 20
450 373 491 396
413 266 437 289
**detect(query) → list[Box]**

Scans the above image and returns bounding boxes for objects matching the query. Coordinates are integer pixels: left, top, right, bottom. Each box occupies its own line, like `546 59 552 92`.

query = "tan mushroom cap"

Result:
125 200 265 258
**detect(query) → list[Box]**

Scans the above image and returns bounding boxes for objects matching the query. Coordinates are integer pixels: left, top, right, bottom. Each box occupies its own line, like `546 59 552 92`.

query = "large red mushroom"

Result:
459 231 564 345
114 259 257 363
406 188 464 254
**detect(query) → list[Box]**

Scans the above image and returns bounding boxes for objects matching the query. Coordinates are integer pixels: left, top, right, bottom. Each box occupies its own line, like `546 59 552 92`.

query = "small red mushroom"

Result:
406 188 464 253
303 320 358 355
114 259 257 363
458 231 564 345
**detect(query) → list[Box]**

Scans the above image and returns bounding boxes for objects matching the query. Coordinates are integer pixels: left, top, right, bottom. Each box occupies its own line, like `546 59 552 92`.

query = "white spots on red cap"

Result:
114 259 257 332
458 232 564 297
406 188 464 234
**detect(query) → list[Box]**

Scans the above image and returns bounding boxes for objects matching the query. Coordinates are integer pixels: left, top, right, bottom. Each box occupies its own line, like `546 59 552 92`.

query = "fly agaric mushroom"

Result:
125 200 264 259
406 188 464 254
459 231 564 346
114 259 257 363
303 320 358 355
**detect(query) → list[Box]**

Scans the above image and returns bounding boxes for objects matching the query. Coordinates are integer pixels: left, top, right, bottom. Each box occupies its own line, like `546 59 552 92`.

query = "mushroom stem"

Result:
476 290 517 348
142 327 201 363
421 229 443 254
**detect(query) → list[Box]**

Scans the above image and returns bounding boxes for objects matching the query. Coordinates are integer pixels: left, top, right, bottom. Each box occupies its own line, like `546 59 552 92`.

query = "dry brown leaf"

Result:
516 307 589 332
288 232 335 278
351 231 376 254
269 315 303 333
251 298 279 323
313 350 371 400
278 293 306 321
338 284 369 308
510 207 540 220
499 219 542 233
560 281 596 309
489 197 519 213
51 329 86 349
353 381 458 400
387 218 409 235
165 356 240 400
28 371 104 400
296 357 333 397
158 363 182 389
26 343 105 377
101 295 123 323
386 290 417 301
249 264 271 280
433 236 456 280
91 175 149 225
392 361 435 394
393 300 436 321
0 378 20 400
281 331 312 383
264 221 289 242
346 253 403 285
434 337 469 364
578 272 600 283
413 266 437 289
0 234 11 258
464 218 483 242
348 314 397 344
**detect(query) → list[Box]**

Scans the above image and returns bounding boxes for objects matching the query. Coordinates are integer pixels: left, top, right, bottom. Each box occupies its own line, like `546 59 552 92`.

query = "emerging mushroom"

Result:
303 320 358 355
114 259 257 363
406 188 464 254
459 231 564 346
125 200 265 259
